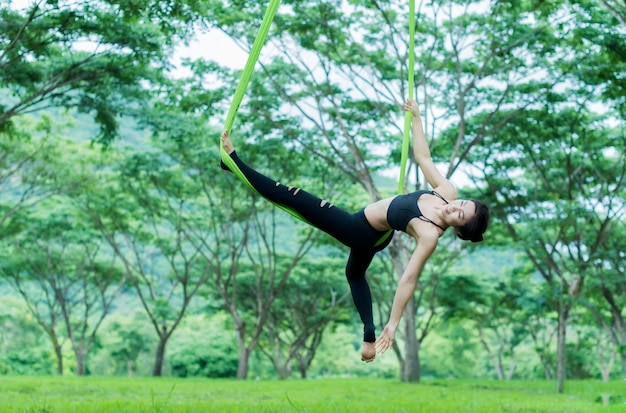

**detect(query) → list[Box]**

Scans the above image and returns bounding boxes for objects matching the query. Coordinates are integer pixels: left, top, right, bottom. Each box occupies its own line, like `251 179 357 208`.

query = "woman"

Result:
220 98 489 362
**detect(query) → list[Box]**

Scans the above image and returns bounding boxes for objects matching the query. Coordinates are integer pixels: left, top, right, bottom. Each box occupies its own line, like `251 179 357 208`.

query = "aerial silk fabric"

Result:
221 0 416 245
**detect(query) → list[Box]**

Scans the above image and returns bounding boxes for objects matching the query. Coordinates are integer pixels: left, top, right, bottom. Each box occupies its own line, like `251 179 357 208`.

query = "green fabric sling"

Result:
221 0 416 246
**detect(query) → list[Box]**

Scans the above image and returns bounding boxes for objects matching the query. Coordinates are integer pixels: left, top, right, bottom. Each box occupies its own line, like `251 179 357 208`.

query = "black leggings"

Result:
222 151 393 342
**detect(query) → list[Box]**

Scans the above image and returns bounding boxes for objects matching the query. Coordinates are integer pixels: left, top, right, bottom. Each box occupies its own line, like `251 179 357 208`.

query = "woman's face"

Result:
444 199 476 227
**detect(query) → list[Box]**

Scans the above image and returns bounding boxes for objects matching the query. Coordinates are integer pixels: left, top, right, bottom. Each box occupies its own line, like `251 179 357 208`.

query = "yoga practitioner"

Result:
220 98 489 362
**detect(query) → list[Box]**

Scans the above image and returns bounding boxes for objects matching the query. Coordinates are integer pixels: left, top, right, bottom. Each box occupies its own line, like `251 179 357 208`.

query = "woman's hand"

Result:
403 98 420 118
375 323 396 354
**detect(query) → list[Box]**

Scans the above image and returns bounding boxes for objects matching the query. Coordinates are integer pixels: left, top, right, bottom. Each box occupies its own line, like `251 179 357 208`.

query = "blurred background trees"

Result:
0 0 624 392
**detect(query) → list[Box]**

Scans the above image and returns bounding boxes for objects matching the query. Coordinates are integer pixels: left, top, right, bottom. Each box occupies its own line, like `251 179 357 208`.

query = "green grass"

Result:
0 376 624 413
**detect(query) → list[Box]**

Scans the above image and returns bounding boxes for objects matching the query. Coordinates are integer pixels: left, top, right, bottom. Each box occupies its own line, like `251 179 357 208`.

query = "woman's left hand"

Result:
375 323 396 354
403 98 420 117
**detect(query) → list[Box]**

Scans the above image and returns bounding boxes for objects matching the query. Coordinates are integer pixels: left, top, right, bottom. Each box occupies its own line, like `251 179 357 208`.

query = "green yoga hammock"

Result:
221 0 416 246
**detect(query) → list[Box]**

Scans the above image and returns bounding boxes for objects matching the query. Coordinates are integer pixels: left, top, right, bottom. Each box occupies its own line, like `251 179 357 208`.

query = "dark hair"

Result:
456 200 489 243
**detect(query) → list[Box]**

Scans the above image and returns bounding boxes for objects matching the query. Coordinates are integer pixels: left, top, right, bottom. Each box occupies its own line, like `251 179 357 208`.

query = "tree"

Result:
369 236 466 381
519 283 558 380
439 260 536 380
596 0 626 29
475 103 625 392
1 196 126 375
0 0 207 142
81 145 214 377
582 221 626 376
196 152 326 379
0 115 82 241
441 0 626 392
565 0 626 379
204 0 576 381
0 293 55 375
109 320 150 377
256 256 351 379
140 59 371 378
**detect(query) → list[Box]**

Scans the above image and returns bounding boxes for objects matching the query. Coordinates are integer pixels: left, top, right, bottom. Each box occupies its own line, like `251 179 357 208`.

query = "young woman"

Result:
220 98 489 362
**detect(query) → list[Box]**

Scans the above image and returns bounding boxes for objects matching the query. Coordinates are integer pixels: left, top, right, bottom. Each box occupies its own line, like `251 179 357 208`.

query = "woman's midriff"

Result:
363 198 395 231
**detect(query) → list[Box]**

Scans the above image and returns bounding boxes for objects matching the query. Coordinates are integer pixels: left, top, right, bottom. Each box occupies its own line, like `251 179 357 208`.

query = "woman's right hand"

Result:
375 323 397 354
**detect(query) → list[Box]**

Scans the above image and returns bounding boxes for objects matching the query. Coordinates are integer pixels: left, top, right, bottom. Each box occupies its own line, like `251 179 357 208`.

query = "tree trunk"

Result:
401 298 420 382
75 348 86 376
235 322 250 379
52 336 63 375
496 341 506 380
276 363 290 380
506 356 516 380
597 341 615 382
477 325 503 379
599 356 614 382
389 239 421 382
236 348 250 379
556 295 569 394
153 336 167 377
605 288 626 377
539 351 553 380
494 358 504 380
612 310 626 376
127 358 134 377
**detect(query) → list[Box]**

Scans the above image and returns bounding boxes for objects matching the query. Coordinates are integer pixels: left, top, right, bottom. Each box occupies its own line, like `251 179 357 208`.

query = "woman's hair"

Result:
455 200 490 243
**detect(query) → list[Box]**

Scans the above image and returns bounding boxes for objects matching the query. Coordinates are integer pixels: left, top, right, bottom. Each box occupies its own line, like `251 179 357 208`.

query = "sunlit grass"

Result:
1 376 624 412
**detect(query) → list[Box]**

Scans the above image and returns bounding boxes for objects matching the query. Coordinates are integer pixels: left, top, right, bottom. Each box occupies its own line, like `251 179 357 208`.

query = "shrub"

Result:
169 341 238 378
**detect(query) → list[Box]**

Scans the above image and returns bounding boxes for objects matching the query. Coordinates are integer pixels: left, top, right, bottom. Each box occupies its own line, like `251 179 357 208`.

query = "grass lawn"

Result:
1 376 624 413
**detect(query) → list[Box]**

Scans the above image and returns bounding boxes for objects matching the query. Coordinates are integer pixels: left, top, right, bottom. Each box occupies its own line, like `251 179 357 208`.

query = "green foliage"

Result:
1 0 626 384
108 320 151 375
0 347 56 376
0 294 56 375
0 0 210 142
167 314 238 378
256 256 355 378
308 324 399 379
0 115 88 241
169 343 238 378
88 309 158 376
422 322 480 379
1 188 128 372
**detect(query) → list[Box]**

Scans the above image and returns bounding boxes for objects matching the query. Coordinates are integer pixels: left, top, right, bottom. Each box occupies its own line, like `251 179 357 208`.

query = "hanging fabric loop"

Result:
221 0 416 243
219 0 312 223
398 0 415 195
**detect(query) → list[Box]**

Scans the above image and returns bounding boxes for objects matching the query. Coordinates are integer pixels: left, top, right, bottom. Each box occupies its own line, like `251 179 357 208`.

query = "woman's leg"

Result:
346 248 377 343
222 150 360 246
345 248 380 362
222 132 383 362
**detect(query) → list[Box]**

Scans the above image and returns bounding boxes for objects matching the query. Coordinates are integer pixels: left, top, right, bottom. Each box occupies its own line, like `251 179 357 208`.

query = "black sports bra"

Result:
386 190 449 232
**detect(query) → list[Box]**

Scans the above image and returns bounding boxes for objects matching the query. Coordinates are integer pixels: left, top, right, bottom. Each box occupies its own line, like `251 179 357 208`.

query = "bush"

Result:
0 347 56 375
169 342 238 378
167 313 239 378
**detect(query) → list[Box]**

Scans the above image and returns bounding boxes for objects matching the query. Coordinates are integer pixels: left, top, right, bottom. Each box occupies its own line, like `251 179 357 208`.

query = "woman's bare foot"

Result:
221 130 235 154
361 341 376 363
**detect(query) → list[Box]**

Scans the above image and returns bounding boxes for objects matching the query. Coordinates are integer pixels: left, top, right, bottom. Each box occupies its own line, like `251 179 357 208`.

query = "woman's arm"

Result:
375 233 438 354
404 99 456 198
